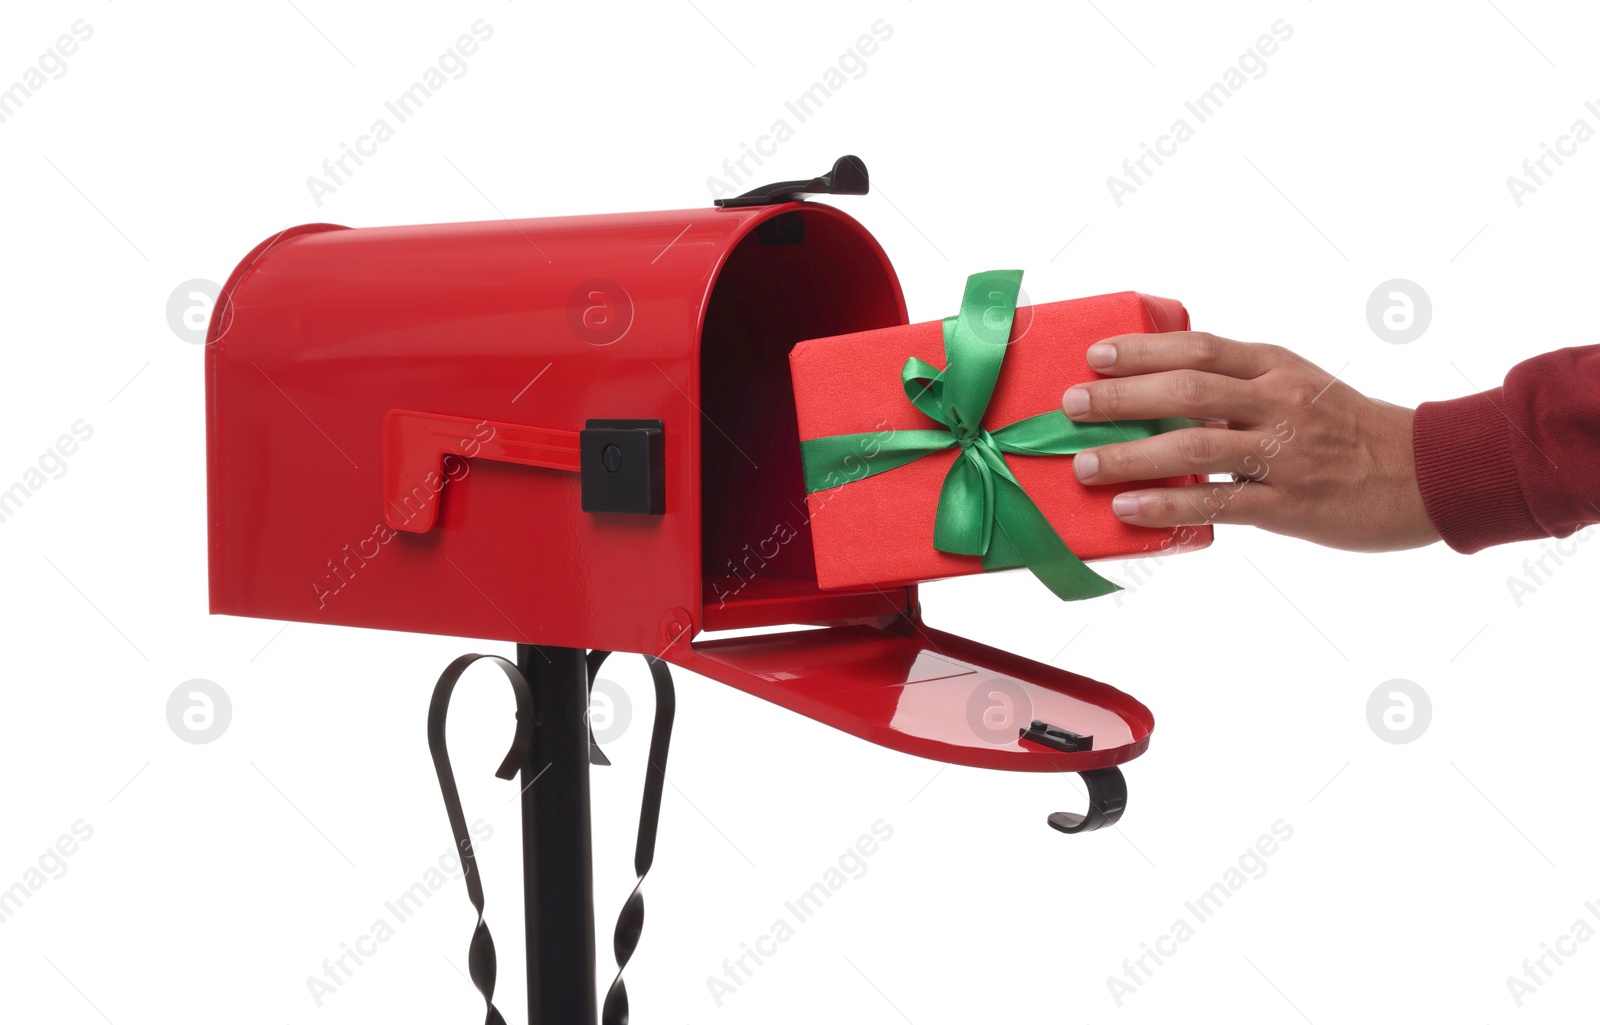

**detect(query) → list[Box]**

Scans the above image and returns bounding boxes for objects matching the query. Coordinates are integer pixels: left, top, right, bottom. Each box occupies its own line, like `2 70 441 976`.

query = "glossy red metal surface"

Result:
681 618 1152 771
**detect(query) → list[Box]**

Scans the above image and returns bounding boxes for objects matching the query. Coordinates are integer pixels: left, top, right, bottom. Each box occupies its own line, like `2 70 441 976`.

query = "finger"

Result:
1110 480 1270 527
1062 370 1264 424
1085 331 1285 380
1074 428 1274 485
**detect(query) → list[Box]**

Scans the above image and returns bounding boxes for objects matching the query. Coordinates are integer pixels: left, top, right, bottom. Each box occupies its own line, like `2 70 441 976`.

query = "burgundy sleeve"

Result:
1412 345 1600 553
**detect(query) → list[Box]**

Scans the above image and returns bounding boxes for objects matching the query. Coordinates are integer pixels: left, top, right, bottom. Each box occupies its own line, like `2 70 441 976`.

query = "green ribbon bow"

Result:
800 269 1188 601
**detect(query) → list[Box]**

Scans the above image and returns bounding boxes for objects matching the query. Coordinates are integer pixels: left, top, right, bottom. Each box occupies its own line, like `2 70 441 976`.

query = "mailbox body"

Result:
207 203 907 654
207 200 1160 773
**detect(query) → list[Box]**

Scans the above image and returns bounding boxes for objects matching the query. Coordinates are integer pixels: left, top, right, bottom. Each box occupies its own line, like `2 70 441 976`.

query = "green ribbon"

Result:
800 269 1188 601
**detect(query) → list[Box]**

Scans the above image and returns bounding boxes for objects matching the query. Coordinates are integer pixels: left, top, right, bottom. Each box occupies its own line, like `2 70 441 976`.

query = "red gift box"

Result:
788 290 1213 593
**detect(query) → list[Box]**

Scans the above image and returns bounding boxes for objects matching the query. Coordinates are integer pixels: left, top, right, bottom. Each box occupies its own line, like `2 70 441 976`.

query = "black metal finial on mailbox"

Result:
713 154 870 208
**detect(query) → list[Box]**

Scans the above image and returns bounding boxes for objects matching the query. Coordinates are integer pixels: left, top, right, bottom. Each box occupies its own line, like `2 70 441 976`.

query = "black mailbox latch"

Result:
580 419 664 515
1019 719 1094 753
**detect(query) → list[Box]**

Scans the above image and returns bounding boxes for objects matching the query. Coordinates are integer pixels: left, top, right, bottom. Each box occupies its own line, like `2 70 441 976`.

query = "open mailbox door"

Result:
675 616 1149 831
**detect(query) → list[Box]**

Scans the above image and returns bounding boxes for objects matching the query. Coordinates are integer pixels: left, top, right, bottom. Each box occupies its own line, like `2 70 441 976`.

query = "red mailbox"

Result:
206 158 1177 1024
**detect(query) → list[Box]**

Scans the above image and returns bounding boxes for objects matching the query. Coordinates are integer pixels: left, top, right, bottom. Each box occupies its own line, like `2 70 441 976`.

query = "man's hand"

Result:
1062 331 1441 552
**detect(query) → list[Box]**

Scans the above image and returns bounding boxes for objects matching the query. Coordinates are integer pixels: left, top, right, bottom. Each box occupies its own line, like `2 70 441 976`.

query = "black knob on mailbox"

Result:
580 419 665 515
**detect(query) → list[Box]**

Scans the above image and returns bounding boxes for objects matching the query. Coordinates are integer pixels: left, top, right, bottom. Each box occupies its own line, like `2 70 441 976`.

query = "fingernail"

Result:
1074 450 1099 480
1111 493 1140 518
1062 387 1089 416
1086 343 1116 370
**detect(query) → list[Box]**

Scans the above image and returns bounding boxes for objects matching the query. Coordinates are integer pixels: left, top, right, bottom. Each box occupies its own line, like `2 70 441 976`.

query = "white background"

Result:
2 1 1597 1022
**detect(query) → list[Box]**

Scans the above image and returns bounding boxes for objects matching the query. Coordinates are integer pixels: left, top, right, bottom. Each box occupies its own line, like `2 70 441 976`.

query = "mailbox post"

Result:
519 644 598 1024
